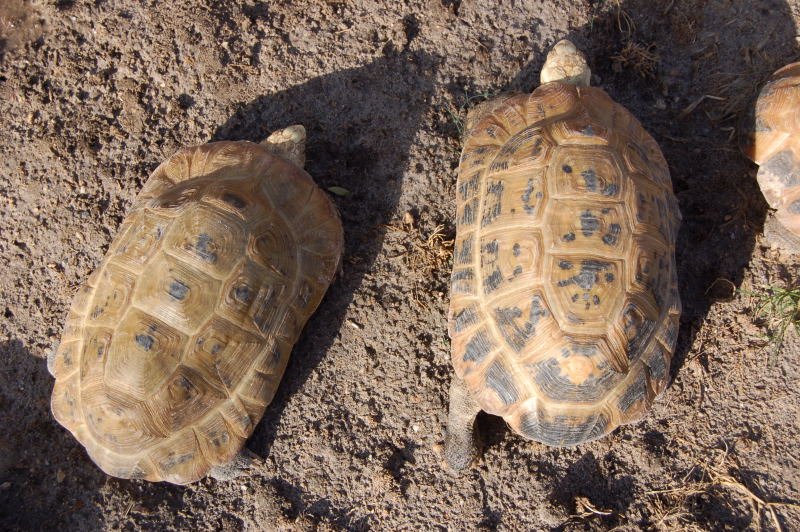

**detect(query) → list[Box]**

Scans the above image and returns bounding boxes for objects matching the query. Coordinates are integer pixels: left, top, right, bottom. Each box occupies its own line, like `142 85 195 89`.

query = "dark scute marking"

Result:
234 284 252 303
460 198 478 225
481 181 504 227
602 183 619 196
209 341 223 356
580 211 600 237
161 452 195 471
91 306 104 319
532 357 618 403
519 409 609 446
483 270 503 293
583 124 595 136
529 295 548 328
486 361 519 405
562 164 573 173
602 224 621 246
495 296 548 352
464 330 494 363
458 173 481 201
581 168 598 191
155 226 164 240
270 344 282 365
453 307 478 333
662 315 679 347
571 293 579 302
485 125 497 138
558 260 611 290
762 150 800 187
451 269 474 282
646 345 667 381
531 137 543 157
512 243 521 256
521 179 536 214
489 159 509 172
562 232 576 242
624 310 657 361
194 233 217 263
789 200 800 214
168 279 189 300
559 260 573 270
605 272 615 283
617 371 648 413
221 193 247 209
483 239 498 255
456 236 473 265
494 306 524 351
512 265 523 276
135 334 155 351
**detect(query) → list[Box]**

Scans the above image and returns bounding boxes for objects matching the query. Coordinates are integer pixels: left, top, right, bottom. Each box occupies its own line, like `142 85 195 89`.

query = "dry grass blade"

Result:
385 218 453 305
574 496 614 518
646 446 800 531
612 41 659 78
677 94 726 120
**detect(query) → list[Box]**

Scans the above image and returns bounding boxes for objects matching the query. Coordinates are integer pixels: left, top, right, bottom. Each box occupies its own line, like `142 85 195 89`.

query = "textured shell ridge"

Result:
450 82 681 446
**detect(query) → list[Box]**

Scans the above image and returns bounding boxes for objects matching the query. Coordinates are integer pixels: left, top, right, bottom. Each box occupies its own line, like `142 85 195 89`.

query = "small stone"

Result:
403 211 415 227
0 482 10 490
56 470 65 483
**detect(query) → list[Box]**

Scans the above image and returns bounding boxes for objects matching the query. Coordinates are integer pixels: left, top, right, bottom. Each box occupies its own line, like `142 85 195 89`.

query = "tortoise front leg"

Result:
444 376 482 471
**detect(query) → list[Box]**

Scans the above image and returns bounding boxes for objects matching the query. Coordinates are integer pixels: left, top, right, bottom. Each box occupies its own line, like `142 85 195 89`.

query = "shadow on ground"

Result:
211 49 438 476
0 340 106 530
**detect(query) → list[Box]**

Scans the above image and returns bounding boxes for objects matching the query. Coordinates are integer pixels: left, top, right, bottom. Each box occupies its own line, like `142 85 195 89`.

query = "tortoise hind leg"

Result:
444 376 482 471
208 448 260 482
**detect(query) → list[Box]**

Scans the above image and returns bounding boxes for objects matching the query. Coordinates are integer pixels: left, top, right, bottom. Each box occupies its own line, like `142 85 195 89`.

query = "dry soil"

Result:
1 0 799 530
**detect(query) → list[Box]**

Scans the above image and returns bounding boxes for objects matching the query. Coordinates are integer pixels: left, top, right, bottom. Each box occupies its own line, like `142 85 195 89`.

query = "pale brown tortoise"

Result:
49 126 343 484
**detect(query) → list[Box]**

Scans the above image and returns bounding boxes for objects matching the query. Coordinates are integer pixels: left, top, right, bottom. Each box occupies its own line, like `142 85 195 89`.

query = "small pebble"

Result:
56 470 65 483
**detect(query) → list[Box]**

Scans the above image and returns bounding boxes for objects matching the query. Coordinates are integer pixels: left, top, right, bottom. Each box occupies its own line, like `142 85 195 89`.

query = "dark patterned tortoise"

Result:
49 126 343 484
446 40 682 468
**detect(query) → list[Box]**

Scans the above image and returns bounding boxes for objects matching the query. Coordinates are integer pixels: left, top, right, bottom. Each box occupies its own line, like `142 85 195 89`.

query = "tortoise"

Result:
740 62 800 253
445 40 682 468
48 126 343 484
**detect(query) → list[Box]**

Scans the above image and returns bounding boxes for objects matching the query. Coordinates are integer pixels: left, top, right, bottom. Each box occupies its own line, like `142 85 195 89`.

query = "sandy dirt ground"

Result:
1 0 799 530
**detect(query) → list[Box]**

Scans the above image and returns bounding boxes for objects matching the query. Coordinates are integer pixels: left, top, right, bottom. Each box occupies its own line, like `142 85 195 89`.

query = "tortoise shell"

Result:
448 83 681 446
741 62 800 237
50 141 343 483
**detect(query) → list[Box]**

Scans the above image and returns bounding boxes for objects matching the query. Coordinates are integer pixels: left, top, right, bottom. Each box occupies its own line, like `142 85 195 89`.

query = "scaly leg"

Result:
444 376 482 471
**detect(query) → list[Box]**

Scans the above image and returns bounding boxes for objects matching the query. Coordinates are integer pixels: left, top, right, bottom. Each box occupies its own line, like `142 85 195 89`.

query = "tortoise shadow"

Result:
0 340 106 530
211 51 439 461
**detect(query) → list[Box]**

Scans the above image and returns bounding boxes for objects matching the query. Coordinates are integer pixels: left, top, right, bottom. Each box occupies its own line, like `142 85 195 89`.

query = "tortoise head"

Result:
540 39 591 88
